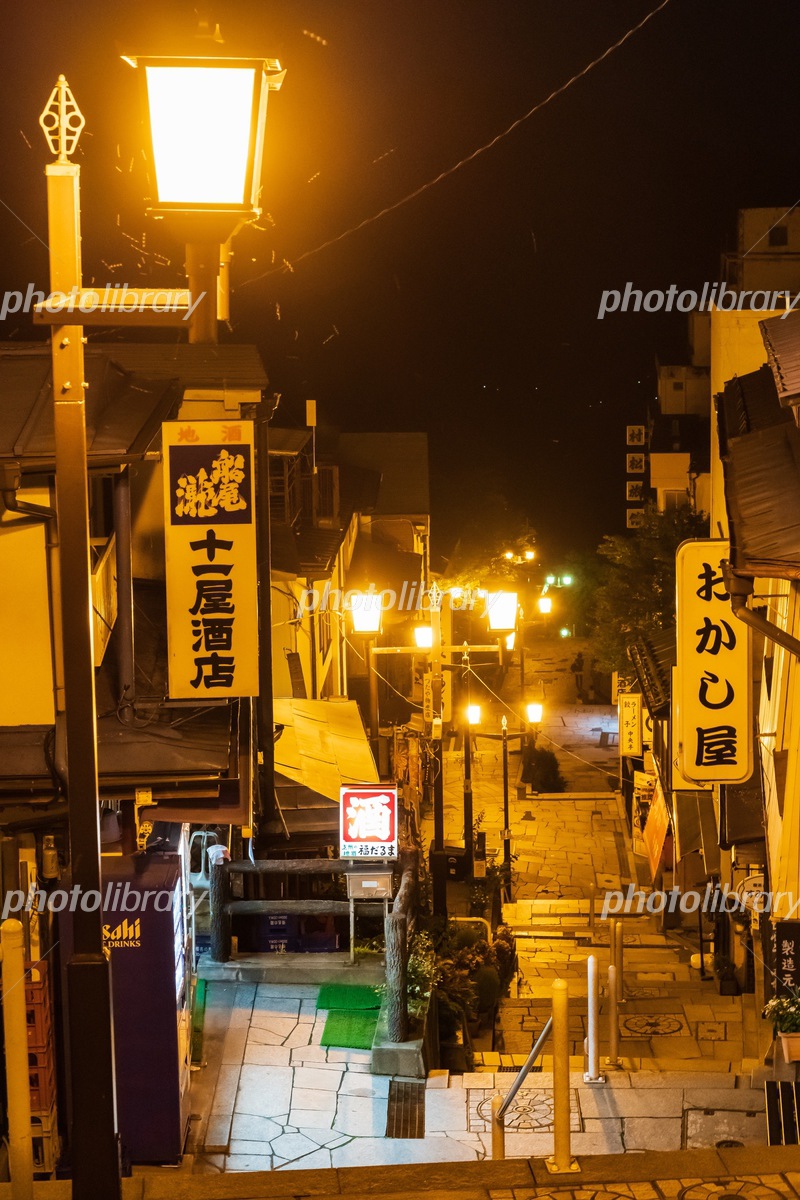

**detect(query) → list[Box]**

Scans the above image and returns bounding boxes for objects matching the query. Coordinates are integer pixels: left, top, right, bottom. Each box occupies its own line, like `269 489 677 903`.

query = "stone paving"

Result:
187 637 773 1171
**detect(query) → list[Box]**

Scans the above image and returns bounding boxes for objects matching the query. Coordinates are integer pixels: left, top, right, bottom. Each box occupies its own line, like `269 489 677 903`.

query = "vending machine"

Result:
60 854 192 1164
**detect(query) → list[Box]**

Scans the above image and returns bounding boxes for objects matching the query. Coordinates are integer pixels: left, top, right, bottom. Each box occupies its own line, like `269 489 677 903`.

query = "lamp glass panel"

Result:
527 702 543 724
538 596 552 614
414 625 433 649
349 594 382 634
467 704 481 725
485 590 518 632
505 632 516 650
146 66 256 205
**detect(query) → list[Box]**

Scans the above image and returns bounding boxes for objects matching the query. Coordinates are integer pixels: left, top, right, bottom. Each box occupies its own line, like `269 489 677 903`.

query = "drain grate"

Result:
386 1079 425 1138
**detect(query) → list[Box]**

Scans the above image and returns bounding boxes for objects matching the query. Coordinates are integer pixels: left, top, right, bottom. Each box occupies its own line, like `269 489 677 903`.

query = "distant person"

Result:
570 652 584 699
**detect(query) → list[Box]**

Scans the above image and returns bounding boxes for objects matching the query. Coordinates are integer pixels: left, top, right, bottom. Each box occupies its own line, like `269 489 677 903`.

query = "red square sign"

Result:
339 787 397 859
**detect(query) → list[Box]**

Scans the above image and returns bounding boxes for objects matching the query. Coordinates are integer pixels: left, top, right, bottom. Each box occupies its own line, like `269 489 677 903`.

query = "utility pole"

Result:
429 584 447 916
462 643 474 875
501 715 511 901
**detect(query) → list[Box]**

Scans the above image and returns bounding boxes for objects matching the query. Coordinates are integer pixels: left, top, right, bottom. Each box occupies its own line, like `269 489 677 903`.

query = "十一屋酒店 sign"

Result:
674 539 751 785
162 421 259 699
340 787 398 859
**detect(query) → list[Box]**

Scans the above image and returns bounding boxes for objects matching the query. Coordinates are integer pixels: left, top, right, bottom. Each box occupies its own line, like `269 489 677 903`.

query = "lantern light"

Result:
526 702 544 725
559 627 572 638
133 56 285 214
561 574 573 586
505 632 516 650
348 590 382 635
504 550 514 561
538 596 552 614
546 574 556 585
524 549 535 561
467 704 481 726
485 590 518 633
414 624 433 649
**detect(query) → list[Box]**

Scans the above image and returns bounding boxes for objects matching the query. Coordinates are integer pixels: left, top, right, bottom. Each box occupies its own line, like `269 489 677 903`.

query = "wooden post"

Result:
210 861 232 962
491 1093 505 1159
546 979 579 1174
385 911 408 1042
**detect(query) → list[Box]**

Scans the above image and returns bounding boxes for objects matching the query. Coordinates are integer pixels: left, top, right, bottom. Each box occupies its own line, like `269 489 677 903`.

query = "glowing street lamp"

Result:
414 624 433 649
485 590 518 633
524 549 535 561
561 574 573 586
505 632 516 651
348 590 382 635
128 54 284 343
467 704 482 725
538 596 552 615
526 702 544 725
134 56 285 214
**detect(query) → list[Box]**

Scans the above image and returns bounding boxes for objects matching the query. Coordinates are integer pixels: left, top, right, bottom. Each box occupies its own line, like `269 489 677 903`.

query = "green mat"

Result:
317 983 381 1010
320 1009 378 1050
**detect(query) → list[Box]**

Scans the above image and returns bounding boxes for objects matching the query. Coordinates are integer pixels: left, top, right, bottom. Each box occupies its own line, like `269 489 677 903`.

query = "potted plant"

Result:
713 955 740 996
763 990 800 1062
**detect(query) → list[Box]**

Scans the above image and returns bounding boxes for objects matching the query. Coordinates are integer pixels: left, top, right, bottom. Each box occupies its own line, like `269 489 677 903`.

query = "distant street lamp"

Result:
538 596 553 615
414 623 434 649
485 590 518 633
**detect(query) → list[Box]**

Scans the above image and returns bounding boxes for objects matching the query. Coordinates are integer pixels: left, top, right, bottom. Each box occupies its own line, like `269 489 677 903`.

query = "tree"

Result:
588 505 709 674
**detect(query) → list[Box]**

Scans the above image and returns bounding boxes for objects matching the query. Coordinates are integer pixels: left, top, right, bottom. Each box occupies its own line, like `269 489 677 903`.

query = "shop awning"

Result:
672 791 720 873
760 311 800 417
0 346 181 473
717 366 800 579
273 698 378 801
627 627 676 718
270 698 379 847
720 762 765 850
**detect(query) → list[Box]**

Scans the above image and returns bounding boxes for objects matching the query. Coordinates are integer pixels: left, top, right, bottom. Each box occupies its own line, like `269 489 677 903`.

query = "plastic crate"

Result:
24 961 50 1007
31 1104 59 1176
26 1000 52 1051
29 1057 57 1112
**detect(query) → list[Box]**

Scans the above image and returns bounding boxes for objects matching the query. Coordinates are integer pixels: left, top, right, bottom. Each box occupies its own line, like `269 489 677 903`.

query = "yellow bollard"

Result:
2 919 34 1200
615 920 625 1005
605 963 621 1069
491 1093 505 1160
609 916 618 971
546 979 579 1174
588 882 596 931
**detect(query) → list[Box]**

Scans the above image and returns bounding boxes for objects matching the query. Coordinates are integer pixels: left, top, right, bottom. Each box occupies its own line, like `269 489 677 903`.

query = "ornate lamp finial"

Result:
39 75 85 162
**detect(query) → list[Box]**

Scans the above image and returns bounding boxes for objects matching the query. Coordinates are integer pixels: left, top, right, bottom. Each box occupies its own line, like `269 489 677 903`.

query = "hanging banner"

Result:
340 786 398 859
162 420 259 699
619 692 643 757
643 778 671 879
675 539 751 784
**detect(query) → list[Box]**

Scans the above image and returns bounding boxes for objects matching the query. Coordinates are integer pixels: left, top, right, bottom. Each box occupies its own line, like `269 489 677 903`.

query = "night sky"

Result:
3 1 800 563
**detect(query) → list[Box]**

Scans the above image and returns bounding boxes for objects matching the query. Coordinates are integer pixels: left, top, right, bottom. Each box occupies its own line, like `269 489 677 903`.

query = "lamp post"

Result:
501 715 511 901
348 591 382 756
464 700 481 873
38 77 122 1200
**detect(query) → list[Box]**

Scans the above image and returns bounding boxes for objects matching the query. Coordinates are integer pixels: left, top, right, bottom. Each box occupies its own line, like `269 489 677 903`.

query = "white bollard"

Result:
583 955 605 1084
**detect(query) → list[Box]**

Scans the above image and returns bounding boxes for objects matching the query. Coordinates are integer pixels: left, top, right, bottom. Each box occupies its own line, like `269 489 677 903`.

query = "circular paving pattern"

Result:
476 1090 555 1130
679 1182 787 1200
621 1014 685 1037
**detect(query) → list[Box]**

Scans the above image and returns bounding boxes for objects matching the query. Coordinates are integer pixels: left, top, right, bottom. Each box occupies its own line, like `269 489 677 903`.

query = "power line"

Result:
239 0 673 287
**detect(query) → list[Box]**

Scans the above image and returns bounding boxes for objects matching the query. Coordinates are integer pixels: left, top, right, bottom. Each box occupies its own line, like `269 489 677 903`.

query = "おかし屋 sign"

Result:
674 539 751 785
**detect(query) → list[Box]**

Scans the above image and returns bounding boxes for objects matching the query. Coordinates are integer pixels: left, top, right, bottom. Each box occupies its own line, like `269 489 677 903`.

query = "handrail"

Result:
498 1015 552 1119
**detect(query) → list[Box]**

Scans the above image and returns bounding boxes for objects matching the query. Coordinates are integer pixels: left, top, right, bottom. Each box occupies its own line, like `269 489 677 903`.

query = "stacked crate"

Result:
25 962 59 1175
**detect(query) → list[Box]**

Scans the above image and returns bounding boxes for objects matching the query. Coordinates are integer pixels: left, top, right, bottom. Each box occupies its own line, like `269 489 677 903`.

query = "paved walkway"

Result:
184 637 772 1173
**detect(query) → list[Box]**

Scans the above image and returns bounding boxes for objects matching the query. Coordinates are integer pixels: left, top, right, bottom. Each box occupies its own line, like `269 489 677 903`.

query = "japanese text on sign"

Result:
339 787 398 859
162 422 259 700
674 539 751 784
